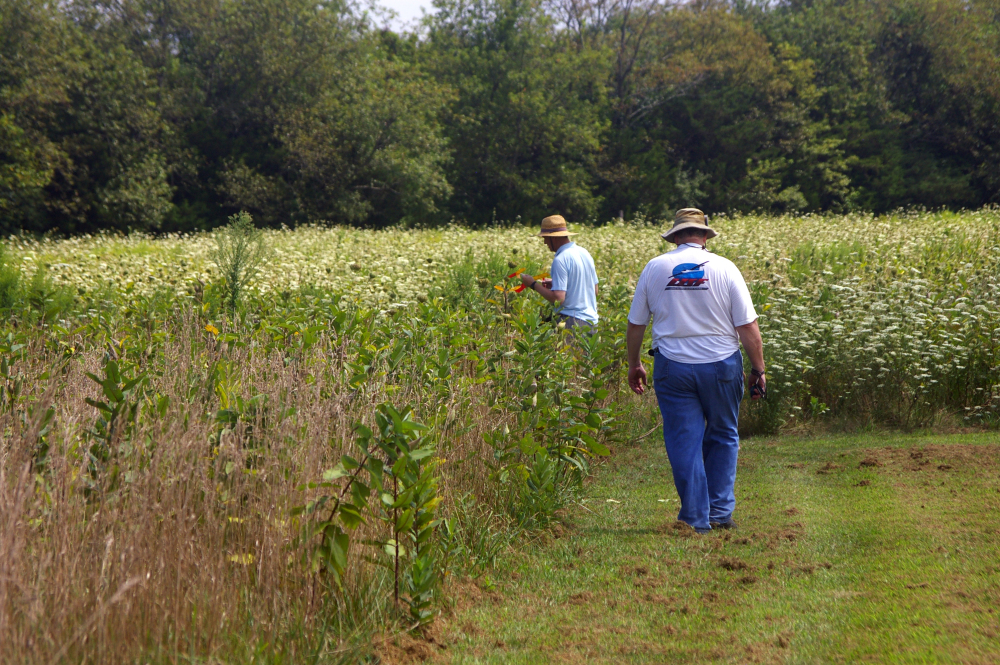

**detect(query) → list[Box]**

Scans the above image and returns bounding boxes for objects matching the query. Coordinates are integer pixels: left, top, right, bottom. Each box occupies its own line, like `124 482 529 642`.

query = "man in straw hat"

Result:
626 208 765 533
519 215 599 331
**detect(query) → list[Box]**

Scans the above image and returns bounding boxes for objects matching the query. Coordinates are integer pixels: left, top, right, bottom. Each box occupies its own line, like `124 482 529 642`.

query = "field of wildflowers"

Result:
14 207 1000 426
1 208 998 662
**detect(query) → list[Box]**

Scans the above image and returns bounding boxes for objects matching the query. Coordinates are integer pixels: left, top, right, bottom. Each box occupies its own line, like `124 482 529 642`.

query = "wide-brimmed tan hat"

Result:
661 208 718 242
537 214 578 237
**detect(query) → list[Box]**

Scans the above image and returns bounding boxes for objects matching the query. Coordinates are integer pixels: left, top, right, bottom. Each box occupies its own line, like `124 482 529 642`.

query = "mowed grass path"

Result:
436 431 1000 664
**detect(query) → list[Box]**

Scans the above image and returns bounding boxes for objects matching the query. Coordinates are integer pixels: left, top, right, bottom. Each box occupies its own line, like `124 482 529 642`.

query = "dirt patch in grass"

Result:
607 625 636 636
445 579 503 615
643 592 679 607
459 621 482 637
633 576 663 590
767 521 806 546
864 443 1000 473
742 641 784 664
658 520 696 537
816 461 841 474
374 630 441 664
719 556 751 571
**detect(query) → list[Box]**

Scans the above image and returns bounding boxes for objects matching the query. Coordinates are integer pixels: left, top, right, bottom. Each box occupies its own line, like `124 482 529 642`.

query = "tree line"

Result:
2 0 998 234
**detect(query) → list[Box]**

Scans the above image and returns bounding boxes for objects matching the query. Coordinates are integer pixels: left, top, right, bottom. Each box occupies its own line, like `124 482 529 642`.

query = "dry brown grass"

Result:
0 316 514 664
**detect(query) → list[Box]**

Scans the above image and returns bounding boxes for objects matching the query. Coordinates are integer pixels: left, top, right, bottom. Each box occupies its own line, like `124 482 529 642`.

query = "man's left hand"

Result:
519 273 535 288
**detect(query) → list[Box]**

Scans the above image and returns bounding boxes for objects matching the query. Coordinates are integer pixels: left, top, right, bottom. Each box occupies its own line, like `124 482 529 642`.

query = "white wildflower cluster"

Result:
7 208 1000 424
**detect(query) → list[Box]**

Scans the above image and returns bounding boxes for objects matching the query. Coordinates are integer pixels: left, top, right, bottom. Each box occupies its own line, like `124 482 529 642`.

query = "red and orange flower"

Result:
495 270 550 293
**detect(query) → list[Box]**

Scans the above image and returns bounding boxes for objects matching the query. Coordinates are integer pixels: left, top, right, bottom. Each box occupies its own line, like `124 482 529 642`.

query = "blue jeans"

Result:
653 349 743 531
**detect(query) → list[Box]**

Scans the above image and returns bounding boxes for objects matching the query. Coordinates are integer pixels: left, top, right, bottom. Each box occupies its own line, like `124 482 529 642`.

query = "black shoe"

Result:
710 519 738 530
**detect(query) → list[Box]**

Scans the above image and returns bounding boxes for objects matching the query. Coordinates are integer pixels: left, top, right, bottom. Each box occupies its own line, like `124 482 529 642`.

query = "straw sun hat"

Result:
537 214 578 237
661 208 718 242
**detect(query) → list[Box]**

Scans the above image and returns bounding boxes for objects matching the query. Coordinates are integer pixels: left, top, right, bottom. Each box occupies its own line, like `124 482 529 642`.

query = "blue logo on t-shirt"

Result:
666 262 709 289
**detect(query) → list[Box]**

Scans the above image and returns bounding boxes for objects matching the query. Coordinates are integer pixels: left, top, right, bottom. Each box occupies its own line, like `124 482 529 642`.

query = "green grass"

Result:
437 430 1000 663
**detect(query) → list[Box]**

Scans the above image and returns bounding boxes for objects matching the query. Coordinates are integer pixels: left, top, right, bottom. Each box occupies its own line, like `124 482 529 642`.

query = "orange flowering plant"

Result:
495 270 550 294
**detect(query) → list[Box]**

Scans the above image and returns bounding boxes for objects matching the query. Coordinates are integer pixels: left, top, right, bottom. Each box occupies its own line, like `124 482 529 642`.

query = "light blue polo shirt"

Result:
550 242 599 324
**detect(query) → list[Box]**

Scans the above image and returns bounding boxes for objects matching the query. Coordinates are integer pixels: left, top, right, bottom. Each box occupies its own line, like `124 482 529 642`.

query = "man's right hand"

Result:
748 371 766 399
628 364 647 395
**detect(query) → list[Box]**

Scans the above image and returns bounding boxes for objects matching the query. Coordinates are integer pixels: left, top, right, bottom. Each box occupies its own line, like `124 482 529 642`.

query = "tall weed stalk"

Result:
212 211 269 311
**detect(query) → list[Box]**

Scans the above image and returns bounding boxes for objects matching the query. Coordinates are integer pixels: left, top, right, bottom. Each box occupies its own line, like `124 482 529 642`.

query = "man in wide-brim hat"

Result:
519 214 599 331
625 208 766 533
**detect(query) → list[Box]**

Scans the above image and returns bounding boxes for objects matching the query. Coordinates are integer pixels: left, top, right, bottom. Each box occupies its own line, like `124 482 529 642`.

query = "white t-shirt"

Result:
628 243 758 364
550 242 599 324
